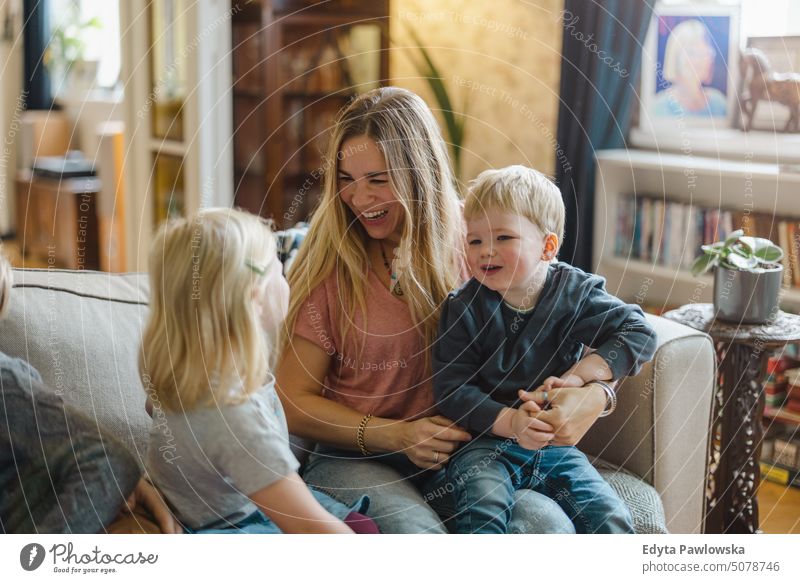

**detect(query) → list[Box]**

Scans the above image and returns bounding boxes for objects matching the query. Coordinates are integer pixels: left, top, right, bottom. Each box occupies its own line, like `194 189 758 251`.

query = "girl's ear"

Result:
542 233 559 261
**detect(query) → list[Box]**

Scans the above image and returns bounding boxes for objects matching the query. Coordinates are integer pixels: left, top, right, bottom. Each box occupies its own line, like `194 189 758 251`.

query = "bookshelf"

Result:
593 148 800 313
231 0 389 228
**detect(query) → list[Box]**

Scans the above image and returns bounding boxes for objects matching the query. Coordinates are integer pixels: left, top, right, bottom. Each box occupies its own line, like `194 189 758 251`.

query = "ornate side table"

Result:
664 303 800 533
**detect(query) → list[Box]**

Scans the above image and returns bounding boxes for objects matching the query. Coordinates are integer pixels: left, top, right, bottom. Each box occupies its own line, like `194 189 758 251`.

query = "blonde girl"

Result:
277 87 575 533
141 208 377 534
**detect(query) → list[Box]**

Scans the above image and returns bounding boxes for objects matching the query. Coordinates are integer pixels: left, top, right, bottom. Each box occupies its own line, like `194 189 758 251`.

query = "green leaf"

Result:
724 253 759 270
691 252 716 276
730 243 752 258
753 245 784 263
724 229 744 245
404 26 467 177
700 243 722 255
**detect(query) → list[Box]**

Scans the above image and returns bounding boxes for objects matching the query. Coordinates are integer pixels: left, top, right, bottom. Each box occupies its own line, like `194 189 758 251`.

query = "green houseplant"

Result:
403 27 469 186
691 229 784 324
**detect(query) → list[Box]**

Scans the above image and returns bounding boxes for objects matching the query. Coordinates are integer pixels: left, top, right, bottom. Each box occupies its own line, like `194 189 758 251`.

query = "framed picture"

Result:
742 36 800 131
640 3 740 130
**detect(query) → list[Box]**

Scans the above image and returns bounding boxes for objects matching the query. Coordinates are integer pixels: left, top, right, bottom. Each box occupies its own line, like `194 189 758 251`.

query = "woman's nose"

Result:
351 178 374 207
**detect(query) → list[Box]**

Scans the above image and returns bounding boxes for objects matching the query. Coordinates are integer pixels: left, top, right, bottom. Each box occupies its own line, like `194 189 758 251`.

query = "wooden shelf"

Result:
594 149 800 313
765 405 800 425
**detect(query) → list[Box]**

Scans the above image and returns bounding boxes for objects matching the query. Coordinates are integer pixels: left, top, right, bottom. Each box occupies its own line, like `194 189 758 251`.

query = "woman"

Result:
276 87 607 533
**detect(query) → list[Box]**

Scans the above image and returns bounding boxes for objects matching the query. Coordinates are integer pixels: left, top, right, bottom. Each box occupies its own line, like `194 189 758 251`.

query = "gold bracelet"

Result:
357 414 373 456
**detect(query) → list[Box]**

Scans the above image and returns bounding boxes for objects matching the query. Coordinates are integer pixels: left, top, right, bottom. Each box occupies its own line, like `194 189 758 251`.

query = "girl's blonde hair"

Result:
283 87 463 355
140 208 277 412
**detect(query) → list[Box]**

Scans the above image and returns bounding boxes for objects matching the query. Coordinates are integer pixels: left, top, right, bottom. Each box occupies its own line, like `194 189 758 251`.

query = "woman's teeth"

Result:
363 209 388 220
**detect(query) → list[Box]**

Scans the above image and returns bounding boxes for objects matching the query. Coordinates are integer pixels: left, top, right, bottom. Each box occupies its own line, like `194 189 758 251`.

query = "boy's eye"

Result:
468 239 481 246
497 235 514 241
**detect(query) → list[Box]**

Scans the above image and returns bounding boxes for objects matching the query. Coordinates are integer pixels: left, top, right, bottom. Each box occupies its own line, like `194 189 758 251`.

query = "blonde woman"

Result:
651 19 727 117
277 87 576 533
141 208 377 533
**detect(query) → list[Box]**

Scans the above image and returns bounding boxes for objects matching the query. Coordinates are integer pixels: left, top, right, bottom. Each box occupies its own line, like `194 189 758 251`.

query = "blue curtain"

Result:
555 0 654 270
22 0 52 110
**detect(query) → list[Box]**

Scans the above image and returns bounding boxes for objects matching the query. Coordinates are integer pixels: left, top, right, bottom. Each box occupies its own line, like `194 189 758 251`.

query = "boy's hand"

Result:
510 403 554 450
539 374 584 392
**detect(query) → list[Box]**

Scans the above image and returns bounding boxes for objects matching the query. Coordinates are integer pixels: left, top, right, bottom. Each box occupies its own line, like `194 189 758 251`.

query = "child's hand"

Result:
540 374 584 391
510 403 554 450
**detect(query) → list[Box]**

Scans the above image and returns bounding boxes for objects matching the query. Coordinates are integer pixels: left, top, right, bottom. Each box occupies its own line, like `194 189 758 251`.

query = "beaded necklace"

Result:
379 241 404 297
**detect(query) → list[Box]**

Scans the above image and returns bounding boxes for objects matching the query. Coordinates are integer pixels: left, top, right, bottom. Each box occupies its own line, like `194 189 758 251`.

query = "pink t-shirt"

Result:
292 269 436 421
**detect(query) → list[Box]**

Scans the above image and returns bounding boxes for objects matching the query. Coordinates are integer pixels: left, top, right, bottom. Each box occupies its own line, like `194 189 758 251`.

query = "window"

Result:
48 0 121 93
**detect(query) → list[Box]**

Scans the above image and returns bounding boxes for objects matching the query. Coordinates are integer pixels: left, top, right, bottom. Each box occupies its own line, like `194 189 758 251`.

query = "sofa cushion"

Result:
0 268 151 467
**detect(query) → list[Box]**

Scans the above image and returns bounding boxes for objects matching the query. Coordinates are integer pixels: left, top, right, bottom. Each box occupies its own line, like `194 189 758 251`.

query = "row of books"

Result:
761 432 800 489
615 195 800 288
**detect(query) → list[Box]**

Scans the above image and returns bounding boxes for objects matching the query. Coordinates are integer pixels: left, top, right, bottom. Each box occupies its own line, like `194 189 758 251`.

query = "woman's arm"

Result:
249 472 353 534
276 336 471 468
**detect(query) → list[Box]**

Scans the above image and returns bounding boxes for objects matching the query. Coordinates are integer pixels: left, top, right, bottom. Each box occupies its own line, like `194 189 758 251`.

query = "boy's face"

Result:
465 207 556 301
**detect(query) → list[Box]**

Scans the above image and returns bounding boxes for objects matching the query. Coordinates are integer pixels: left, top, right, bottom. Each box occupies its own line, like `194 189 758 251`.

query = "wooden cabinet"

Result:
231 0 389 228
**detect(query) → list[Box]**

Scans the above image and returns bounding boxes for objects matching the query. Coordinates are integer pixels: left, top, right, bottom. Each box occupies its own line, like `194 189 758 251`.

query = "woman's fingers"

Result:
426 418 471 442
426 437 460 454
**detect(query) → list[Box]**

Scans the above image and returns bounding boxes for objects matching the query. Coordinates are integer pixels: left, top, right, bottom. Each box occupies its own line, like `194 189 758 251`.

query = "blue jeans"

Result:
446 437 634 534
187 489 369 534
302 445 576 534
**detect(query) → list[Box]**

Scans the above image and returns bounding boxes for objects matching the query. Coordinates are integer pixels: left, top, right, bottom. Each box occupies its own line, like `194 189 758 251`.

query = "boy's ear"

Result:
542 233 559 261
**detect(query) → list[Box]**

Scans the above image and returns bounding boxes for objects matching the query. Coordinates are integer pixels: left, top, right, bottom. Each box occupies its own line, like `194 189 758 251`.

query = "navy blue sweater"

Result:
432 263 657 434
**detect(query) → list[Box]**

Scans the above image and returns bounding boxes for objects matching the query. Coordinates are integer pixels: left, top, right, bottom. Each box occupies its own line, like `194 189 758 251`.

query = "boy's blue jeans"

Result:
446 436 634 534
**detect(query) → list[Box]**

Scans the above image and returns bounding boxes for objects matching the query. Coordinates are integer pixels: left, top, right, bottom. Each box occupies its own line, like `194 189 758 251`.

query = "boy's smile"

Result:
465 207 557 309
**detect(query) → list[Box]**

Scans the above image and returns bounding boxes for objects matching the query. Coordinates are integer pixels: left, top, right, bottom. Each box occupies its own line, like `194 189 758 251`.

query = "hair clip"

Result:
245 260 266 276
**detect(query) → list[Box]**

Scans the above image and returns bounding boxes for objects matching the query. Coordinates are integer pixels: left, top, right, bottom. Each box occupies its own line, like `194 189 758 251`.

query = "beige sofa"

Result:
0 268 716 533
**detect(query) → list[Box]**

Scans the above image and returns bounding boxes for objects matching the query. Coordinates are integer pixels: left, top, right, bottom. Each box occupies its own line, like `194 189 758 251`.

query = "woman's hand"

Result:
518 383 607 446
124 479 183 534
400 416 471 470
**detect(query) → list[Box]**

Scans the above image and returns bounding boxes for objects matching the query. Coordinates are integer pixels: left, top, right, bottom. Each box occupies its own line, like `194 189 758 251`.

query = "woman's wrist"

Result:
363 416 407 453
583 381 615 416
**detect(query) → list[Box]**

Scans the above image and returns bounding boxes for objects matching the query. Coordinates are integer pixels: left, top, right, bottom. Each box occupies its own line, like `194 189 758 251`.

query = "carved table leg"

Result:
713 342 767 534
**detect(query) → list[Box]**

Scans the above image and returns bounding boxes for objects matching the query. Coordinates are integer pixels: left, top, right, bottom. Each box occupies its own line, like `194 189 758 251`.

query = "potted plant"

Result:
691 229 784 324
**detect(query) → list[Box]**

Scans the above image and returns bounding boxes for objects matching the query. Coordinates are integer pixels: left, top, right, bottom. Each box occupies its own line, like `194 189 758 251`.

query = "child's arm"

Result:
249 472 354 534
540 353 613 390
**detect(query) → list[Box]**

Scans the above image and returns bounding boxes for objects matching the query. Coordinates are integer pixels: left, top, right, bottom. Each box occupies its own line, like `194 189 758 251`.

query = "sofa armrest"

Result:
581 314 715 533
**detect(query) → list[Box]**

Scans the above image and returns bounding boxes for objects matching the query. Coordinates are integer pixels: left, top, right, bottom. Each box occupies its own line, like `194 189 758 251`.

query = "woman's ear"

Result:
542 233 559 261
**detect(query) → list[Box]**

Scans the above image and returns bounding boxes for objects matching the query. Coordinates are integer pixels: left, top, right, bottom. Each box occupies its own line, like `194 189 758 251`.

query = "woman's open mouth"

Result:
361 209 389 224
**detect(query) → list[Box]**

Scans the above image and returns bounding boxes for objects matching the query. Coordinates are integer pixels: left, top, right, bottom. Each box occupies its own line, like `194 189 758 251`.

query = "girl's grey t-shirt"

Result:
145 380 300 530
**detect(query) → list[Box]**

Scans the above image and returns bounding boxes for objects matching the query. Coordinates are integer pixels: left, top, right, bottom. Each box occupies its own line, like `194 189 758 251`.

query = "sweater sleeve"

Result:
566 273 658 380
432 296 507 435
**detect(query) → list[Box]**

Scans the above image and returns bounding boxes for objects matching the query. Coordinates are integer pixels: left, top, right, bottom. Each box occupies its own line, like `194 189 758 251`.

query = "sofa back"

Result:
1 268 151 466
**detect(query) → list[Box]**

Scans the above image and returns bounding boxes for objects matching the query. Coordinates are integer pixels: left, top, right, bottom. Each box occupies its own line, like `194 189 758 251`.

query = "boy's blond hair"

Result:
139 208 277 413
464 165 565 245
0 245 11 319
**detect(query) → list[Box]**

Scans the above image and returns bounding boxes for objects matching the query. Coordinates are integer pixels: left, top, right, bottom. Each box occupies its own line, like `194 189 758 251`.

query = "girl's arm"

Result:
276 336 470 469
249 472 353 534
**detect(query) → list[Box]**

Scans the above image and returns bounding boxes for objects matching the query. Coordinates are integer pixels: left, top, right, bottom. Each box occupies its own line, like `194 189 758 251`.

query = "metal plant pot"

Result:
713 264 783 324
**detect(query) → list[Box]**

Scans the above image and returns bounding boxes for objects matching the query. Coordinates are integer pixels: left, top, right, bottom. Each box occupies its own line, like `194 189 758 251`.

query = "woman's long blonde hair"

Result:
282 87 463 357
140 208 277 412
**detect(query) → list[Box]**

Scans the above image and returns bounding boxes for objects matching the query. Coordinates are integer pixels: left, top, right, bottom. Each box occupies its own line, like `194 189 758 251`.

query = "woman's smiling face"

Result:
337 135 404 242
